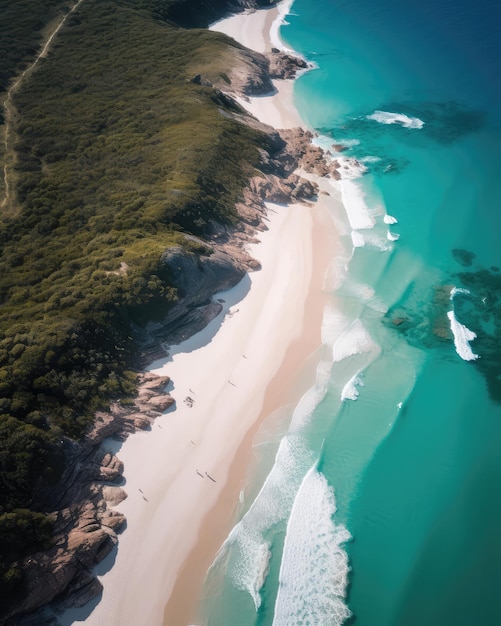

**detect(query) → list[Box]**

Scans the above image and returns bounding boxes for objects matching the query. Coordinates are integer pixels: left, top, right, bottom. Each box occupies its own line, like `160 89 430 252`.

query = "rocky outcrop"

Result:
141 241 250 346
3 373 173 625
248 173 318 204
279 127 341 179
268 49 310 80
227 47 275 96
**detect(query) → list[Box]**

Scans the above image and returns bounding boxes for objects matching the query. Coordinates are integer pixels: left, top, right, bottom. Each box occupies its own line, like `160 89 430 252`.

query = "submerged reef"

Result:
384 249 501 404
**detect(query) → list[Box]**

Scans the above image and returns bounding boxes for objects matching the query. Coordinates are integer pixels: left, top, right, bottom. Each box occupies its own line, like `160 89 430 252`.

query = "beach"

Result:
64 3 342 626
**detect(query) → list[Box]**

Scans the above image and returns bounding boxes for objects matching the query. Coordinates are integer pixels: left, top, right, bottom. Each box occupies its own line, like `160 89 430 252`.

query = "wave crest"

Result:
447 310 479 361
367 110 425 129
332 319 378 362
273 468 351 626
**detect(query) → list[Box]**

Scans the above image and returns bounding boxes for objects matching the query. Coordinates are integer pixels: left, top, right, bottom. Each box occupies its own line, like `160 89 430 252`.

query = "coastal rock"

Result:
249 173 318 204
102 486 127 506
147 394 175 412
7 501 122 620
140 373 171 391
97 452 124 482
59 570 102 609
5 371 173 621
227 47 274 96
147 242 248 345
100 510 126 532
280 127 341 178
132 414 151 429
268 51 309 80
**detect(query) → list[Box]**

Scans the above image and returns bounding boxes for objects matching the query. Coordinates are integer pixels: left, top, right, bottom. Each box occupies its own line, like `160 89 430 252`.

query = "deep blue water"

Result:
200 1 501 624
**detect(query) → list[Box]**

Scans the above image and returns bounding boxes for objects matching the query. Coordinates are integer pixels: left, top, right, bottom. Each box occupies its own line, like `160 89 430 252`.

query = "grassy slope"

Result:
0 0 271 606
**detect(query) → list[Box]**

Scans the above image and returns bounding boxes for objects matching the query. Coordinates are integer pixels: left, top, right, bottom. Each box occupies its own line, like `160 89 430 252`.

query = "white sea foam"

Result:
367 110 425 129
351 230 393 252
335 138 361 148
363 230 394 252
336 156 368 180
384 214 398 225
321 306 351 345
338 179 376 230
447 311 479 361
347 282 388 314
324 257 350 292
312 134 351 156
289 360 332 432
360 155 382 164
272 468 351 626
373 203 386 218
351 231 366 248
270 0 297 53
341 374 365 401
449 286 471 300
220 435 315 609
332 319 378 362
352 282 375 301
367 295 388 314
217 354 333 608
387 230 400 241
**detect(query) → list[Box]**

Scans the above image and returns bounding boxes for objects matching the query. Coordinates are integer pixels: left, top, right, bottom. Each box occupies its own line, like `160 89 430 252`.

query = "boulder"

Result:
268 51 309 80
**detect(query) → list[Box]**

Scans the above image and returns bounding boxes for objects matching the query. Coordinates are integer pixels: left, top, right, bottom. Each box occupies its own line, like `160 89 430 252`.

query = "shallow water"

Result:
199 1 501 624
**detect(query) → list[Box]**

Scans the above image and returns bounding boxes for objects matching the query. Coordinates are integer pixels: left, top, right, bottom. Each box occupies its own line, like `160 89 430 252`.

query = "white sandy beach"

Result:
212 5 304 129
65 3 342 626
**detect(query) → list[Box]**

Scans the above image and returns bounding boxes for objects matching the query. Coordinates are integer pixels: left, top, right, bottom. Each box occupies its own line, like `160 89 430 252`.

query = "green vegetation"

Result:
0 1 73 93
0 0 272 609
118 0 258 28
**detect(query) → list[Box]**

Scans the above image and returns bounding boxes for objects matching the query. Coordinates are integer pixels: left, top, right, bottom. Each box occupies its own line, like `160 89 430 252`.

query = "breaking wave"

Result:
332 319 378 363
214 354 333 609
338 178 376 230
448 287 479 360
447 310 479 361
218 436 315 609
384 214 398 224
270 0 301 54
272 467 351 626
367 110 425 129
341 373 365 401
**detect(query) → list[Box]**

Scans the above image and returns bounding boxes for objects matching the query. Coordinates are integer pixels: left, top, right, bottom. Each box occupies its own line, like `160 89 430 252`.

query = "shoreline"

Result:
64 2 344 625
164 4 343 625
163 199 339 626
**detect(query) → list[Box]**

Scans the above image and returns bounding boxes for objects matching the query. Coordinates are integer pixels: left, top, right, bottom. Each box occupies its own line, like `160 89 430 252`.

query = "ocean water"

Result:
199 0 501 624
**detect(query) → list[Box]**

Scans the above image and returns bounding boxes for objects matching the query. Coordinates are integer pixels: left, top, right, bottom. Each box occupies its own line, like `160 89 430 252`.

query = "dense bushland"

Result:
0 0 270 607
0 0 73 93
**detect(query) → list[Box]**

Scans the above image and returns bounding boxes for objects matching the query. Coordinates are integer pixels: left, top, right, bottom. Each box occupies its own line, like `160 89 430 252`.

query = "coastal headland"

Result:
0 1 345 623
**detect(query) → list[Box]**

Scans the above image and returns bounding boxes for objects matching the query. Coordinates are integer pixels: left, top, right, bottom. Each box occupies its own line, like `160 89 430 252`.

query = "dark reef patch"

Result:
376 100 487 144
315 100 486 176
452 248 477 268
384 252 501 404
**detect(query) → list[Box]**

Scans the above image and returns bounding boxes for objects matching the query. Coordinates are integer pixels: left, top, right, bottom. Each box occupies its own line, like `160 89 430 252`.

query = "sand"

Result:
213 4 304 129
64 3 342 625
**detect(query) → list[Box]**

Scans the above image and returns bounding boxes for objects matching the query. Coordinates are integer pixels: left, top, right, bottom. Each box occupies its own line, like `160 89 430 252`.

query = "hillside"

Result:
0 0 277 618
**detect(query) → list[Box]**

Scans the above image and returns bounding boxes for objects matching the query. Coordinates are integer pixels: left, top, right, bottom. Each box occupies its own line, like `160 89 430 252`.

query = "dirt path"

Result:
1 0 87 210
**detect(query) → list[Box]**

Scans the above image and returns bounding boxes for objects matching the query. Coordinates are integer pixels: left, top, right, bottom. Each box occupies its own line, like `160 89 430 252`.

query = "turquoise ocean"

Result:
199 0 501 624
